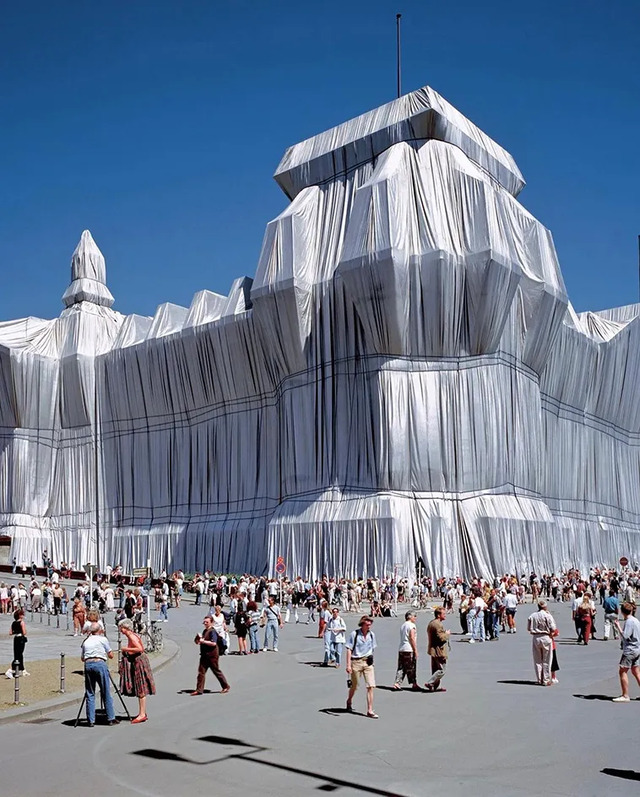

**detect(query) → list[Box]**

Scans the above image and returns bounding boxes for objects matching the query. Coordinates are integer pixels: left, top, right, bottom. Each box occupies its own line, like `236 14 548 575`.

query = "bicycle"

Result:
139 619 164 653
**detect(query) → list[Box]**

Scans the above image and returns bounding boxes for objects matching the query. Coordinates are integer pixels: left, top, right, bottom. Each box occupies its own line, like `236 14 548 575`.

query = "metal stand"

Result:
74 666 131 727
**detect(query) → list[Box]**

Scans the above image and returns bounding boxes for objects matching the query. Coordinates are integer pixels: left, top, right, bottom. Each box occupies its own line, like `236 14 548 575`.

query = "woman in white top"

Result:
104 586 115 612
393 611 419 690
210 604 228 653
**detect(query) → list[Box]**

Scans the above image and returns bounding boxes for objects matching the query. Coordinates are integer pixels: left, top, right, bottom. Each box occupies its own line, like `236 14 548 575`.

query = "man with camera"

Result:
345 615 378 719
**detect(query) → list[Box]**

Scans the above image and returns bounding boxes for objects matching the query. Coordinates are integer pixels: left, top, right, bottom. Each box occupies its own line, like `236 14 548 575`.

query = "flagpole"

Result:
396 13 402 98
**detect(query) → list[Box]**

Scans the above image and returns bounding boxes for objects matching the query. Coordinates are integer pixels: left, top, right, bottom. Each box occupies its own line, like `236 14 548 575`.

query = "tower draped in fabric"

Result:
1 86 637 578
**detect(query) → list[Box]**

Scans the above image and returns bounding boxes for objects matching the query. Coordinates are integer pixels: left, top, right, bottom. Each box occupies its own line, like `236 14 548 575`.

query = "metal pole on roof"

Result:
396 13 402 98
94 360 100 573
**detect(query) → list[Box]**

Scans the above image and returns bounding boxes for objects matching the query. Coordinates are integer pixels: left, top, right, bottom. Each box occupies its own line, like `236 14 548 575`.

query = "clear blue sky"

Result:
1 0 638 321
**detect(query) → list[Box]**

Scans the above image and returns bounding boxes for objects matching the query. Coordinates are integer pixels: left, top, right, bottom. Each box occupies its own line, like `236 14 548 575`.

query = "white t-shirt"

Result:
473 597 487 611
328 615 346 643
398 620 416 653
504 594 518 610
82 634 111 660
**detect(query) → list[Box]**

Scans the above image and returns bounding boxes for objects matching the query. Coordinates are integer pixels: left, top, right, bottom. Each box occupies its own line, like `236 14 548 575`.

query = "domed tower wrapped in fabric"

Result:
1 87 638 577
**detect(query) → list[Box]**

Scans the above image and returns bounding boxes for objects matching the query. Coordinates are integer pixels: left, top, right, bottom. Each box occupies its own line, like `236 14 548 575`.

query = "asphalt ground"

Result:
0 582 637 797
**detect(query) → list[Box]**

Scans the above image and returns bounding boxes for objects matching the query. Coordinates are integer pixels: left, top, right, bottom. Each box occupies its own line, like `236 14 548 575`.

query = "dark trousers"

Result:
196 652 229 692
394 651 417 685
13 637 26 671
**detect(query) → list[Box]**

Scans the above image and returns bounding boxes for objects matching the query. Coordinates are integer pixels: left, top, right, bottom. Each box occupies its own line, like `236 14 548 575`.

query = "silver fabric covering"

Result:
1 86 638 577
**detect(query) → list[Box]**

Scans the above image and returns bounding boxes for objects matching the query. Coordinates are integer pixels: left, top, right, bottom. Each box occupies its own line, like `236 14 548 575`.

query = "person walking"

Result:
424 606 450 692
393 610 420 691
612 602 640 702
576 593 595 645
81 623 119 726
319 600 332 665
603 589 620 641
118 618 156 723
246 600 261 653
261 596 283 652
527 599 556 686
191 615 230 695
503 591 518 633
345 615 378 719
328 607 346 667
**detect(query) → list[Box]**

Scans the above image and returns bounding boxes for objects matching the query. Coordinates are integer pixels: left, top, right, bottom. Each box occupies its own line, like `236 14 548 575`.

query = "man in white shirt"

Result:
469 595 487 643
81 624 119 726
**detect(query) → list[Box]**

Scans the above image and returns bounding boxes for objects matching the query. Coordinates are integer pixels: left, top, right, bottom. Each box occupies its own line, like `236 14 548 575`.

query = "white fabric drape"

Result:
1 86 639 578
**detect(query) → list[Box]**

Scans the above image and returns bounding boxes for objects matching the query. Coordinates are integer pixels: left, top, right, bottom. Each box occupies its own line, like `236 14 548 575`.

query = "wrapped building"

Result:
1 86 638 577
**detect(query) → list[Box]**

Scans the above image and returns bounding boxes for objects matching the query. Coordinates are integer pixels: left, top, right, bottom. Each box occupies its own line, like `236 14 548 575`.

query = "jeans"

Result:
604 613 619 640
492 613 500 639
264 620 279 649
84 659 115 723
249 624 260 652
472 611 485 641
323 632 332 664
159 603 168 620
330 640 344 666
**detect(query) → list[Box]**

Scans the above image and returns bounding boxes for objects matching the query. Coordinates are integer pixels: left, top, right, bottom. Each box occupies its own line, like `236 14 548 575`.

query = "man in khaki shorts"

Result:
345 615 378 718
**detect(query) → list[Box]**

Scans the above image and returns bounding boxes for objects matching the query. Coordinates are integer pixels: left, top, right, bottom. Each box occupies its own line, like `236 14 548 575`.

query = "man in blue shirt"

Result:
603 590 620 641
345 615 378 719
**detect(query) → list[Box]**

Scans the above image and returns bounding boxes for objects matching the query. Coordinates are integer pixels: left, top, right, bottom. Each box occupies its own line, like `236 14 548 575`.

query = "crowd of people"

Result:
3 555 640 724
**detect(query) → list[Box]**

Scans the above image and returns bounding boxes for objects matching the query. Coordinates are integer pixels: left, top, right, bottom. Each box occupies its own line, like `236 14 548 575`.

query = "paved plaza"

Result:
0 584 638 797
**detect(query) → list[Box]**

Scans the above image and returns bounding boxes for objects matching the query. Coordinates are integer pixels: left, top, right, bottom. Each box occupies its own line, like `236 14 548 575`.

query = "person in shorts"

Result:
613 602 640 702
345 615 378 718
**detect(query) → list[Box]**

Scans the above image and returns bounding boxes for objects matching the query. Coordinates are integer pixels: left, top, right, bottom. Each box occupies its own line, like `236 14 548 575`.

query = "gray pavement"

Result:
0 589 638 797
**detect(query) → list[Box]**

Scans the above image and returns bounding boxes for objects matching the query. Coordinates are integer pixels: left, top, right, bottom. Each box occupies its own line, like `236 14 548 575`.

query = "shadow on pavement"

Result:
573 694 614 701
377 685 422 692
602 768 640 781
497 679 542 687
319 706 367 717
134 734 408 795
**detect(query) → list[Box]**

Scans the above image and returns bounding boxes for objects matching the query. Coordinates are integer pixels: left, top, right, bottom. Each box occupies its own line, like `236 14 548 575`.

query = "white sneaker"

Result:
262 647 268 652
5 671 13 679
273 647 278 652
551 677 559 684
469 638 475 644
613 695 630 702
22 671 30 676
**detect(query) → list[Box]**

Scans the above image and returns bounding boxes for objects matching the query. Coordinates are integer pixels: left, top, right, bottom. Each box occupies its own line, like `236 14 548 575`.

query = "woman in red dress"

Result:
118 618 156 723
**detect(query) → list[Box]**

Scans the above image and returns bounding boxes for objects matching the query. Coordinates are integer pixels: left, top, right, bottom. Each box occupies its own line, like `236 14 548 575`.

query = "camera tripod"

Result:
74 665 132 727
